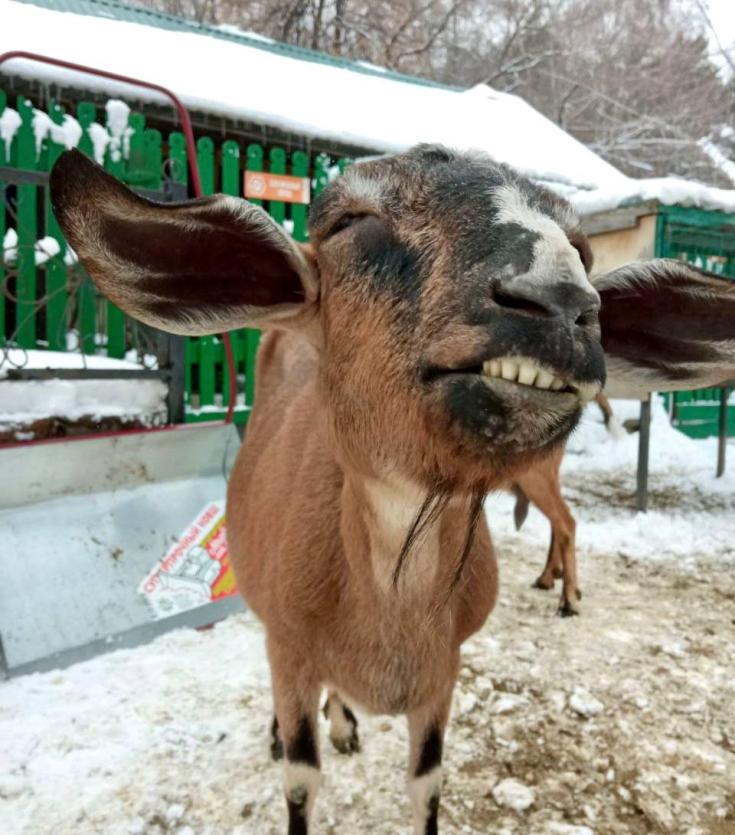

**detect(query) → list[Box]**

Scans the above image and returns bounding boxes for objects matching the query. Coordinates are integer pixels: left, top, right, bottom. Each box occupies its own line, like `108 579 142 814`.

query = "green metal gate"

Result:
656 205 735 438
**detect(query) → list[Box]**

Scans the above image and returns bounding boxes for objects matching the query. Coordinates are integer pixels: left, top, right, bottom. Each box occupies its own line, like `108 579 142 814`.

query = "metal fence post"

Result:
165 335 187 425
636 394 652 512
717 387 729 478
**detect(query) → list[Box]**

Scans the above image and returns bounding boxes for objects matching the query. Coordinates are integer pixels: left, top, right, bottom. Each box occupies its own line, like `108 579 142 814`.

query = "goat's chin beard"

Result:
329 385 580 493
415 383 581 489
425 429 573 494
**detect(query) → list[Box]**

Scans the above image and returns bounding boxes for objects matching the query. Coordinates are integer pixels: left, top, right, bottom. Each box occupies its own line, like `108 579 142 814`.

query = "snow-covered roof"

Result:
568 177 735 217
1 0 623 191
3 0 735 215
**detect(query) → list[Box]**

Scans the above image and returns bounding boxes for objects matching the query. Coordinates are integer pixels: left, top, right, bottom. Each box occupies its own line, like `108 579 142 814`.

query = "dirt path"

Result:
441 538 735 835
283 536 735 835
2 524 734 835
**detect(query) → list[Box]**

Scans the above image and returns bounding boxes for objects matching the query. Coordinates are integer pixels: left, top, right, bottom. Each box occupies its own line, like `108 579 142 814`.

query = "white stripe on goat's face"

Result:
491 184 591 292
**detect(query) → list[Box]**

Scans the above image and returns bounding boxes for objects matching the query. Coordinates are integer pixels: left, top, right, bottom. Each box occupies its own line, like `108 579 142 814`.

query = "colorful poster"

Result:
139 502 236 619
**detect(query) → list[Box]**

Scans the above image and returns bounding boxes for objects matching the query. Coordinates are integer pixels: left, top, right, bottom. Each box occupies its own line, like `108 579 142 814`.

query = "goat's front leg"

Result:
407 683 454 835
269 646 322 835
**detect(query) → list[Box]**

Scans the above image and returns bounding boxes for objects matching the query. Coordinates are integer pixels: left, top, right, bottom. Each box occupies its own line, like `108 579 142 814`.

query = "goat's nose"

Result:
492 278 600 327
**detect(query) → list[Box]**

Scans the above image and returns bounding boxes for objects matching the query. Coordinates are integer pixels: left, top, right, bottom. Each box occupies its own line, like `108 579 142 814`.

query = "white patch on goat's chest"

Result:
493 184 587 287
363 476 440 595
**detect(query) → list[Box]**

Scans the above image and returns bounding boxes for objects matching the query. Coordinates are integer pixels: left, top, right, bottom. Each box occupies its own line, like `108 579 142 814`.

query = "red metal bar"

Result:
0 420 225 451
0 51 238 423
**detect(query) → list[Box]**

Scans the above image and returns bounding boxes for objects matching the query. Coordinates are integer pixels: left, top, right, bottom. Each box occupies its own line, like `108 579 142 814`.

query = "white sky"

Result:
703 0 735 76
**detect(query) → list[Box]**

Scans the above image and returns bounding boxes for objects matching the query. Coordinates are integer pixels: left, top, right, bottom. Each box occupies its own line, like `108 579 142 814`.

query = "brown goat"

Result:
50 146 735 835
512 443 576 608
512 393 618 615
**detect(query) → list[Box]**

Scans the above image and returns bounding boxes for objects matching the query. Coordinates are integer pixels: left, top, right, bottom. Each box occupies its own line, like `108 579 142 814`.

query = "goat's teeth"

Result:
518 362 538 386
576 382 599 404
480 357 583 395
501 359 518 381
482 359 501 377
535 369 554 389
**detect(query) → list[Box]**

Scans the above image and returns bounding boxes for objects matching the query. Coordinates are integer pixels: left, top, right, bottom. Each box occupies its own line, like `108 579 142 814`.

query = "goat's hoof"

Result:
558 600 580 617
533 576 554 591
331 729 361 755
576 588 583 601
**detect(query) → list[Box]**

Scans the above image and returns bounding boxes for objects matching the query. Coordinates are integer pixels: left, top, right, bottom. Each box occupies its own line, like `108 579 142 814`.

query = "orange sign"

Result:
244 171 310 204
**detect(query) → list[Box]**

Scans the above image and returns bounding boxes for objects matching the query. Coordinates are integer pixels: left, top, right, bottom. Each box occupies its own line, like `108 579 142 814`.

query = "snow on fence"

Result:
0 87 349 423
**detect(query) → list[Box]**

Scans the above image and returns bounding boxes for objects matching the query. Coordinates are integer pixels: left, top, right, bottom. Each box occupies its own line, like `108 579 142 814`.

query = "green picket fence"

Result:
0 88 348 425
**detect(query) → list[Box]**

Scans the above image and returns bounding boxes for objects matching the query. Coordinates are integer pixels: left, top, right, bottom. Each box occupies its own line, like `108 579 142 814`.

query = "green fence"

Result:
656 205 735 438
0 89 347 424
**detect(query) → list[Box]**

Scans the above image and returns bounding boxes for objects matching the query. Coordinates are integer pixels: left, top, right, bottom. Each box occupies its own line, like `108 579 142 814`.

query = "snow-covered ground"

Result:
488 397 735 571
1 400 734 834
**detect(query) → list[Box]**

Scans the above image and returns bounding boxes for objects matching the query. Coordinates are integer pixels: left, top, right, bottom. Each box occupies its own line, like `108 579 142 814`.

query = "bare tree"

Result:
132 0 735 184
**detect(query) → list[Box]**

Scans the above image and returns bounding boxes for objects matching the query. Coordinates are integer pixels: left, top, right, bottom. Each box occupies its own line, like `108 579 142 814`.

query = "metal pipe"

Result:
636 394 652 512
717 387 728 478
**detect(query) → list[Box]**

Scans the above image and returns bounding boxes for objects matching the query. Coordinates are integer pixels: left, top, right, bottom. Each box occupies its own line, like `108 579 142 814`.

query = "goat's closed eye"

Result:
326 213 368 238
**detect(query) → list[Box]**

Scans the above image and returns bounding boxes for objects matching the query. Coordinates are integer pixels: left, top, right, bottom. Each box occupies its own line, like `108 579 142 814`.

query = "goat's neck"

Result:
341 472 449 600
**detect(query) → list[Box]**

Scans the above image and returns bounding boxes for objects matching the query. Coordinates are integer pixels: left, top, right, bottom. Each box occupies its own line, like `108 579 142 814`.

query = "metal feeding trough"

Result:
0 52 248 679
0 423 244 678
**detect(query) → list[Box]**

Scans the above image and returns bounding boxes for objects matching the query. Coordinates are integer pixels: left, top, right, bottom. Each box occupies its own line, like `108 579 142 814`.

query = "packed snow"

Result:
569 175 735 216
2 228 62 266
9 97 132 165
485 397 735 569
106 99 133 163
87 120 111 164
1 399 734 833
31 108 82 155
0 347 156 378
0 376 166 425
50 99 133 166
0 348 167 437
214 23 275 44
491 778 536 812
0 104 22 154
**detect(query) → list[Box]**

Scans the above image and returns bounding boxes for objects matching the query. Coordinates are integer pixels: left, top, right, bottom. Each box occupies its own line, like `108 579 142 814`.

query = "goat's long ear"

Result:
50 149 317 336
594 259 735 397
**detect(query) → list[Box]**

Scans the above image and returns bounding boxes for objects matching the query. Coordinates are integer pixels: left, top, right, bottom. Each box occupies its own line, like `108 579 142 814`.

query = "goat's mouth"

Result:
423 354 602 404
